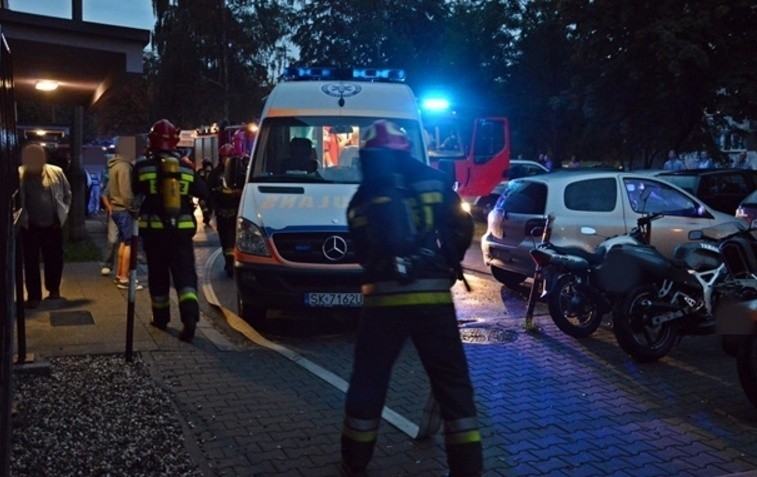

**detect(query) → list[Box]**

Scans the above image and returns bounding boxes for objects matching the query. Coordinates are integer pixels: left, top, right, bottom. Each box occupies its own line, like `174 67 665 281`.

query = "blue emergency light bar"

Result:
283 67 406 83
421 97 450 111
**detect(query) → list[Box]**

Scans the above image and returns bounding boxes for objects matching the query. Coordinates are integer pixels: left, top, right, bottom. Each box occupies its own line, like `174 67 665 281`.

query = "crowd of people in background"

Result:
663 149 753 170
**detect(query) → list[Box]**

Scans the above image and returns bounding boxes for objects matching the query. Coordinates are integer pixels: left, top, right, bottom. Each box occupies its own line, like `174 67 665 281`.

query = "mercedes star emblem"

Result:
322 235 348 261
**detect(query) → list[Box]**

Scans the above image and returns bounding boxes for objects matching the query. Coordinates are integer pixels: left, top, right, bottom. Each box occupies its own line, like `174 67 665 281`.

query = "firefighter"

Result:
196 158 213 226
341 120 482 476
133 119 209 342
207 142 242 277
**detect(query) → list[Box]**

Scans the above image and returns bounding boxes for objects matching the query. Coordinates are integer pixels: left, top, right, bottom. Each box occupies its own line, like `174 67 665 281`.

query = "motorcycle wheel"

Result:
736 335 757 409
612 285 678 362
548 274 603 338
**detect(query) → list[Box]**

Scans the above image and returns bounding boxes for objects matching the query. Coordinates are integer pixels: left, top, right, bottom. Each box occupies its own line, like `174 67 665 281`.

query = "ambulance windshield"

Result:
249 117 425 184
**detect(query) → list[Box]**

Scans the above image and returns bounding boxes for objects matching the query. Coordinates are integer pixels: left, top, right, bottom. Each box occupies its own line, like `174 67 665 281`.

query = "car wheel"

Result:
490 266 527 289
237 293 267 328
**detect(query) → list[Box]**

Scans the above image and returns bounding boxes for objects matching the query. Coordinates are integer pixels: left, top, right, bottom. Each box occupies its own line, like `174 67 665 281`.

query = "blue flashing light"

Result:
422 97 450 111
283 66 406 83
352 68 406 82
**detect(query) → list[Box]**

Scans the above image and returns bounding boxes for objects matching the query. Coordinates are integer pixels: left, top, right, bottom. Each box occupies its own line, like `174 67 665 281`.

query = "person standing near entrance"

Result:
341 120 482 477
107 149 142 290
18 143 72 308
133 119 208 342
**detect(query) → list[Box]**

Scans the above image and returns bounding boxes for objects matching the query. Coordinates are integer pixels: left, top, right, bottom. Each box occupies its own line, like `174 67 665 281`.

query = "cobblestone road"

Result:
148 225 757 476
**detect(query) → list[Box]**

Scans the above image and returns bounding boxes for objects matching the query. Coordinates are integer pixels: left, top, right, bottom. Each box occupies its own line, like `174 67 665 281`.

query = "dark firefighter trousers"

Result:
216 213 236 269
142 229 199 326
342 303 483 475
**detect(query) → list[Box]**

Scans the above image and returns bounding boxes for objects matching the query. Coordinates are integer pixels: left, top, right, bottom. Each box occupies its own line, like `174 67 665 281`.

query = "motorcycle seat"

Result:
549 244 606 266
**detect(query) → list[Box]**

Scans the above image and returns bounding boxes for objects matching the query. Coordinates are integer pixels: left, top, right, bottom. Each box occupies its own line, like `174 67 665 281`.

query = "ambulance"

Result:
233 67 428 323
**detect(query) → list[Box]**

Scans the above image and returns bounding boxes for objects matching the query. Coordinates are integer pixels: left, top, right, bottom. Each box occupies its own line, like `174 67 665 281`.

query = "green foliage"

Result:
137 0 755 167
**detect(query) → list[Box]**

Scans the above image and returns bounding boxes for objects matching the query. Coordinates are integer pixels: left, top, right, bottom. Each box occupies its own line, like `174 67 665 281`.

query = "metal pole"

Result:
14 233 25 363
524 214 553 332
124 219 139 362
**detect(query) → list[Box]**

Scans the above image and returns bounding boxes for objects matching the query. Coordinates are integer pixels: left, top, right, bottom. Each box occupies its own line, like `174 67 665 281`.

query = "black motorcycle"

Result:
605 222 745 362
529 214 660 338
713 227 757 408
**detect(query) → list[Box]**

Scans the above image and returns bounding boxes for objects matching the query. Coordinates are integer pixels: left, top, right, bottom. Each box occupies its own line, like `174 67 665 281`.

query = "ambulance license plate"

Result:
305 293 363 307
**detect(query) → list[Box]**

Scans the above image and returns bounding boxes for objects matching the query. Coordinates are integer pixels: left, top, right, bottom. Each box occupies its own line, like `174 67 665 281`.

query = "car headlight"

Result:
461 201 472 214
236 218 271 256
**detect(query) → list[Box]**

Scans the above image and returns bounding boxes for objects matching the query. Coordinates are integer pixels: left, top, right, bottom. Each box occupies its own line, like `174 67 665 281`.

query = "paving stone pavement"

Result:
39 215 757 476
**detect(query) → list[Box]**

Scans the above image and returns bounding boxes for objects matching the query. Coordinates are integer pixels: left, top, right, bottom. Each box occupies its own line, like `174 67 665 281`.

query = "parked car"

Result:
655 168 757 215
471 160 549 219
736 189 757 227
481 170 742 287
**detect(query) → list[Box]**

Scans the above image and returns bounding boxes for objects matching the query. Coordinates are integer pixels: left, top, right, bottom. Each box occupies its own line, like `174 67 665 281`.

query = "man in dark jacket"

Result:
341 120 482 477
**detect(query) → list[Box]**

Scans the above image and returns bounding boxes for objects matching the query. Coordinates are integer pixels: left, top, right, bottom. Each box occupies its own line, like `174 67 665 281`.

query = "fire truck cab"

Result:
421 96 510 209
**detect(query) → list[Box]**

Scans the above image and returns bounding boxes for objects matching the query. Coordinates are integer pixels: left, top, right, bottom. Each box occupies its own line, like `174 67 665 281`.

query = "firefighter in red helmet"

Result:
341 120 482 476
208 142 242 276
133 119 209 342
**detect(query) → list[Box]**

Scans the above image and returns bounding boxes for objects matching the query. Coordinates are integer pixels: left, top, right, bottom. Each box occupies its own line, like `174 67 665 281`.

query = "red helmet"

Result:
148 119 179 151
361 120 410 152
231 129 248 156
219 143 234 159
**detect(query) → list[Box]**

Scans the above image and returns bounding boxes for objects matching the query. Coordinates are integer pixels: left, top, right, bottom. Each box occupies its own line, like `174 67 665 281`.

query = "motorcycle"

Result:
713 226 757 408
529 213 661 338
606 222 747 362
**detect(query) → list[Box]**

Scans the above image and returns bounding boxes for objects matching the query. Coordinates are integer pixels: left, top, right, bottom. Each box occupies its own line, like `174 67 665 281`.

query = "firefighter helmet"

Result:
361 120 410 152
148 119 179 152
219 143 234 159
231 129 248 156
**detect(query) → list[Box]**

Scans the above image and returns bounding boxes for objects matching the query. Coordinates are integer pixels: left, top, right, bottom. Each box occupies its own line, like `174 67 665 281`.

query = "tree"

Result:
151 0 292 127
559 0 757 168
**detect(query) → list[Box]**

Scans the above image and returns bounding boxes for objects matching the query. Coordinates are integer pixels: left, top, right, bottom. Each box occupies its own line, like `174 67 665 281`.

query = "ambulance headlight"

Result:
236 218 271 257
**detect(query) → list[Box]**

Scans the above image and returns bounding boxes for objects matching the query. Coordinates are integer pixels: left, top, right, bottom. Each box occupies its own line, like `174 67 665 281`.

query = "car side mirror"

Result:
688 230 703 240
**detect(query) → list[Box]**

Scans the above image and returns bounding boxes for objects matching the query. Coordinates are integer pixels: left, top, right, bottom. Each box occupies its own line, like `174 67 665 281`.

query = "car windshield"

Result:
248 116 425 184
660 174 698 193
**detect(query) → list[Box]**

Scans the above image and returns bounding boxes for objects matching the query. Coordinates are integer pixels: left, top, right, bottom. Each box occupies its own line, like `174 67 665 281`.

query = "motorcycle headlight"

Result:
236 218 271 256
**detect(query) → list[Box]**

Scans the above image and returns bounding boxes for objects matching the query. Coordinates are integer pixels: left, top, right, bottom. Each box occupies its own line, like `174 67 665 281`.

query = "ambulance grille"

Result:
273 232 358 264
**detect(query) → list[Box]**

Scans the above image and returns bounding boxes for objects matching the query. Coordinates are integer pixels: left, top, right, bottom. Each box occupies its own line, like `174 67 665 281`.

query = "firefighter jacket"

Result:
207 162 241 218
347 159 473 307
133 152 209 233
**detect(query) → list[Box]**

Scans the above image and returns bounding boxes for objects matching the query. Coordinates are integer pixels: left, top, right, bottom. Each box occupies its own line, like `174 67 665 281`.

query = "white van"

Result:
233 67 427 323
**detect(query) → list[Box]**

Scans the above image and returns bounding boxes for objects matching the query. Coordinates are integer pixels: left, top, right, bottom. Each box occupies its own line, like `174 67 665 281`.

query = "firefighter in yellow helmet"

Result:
341 120 482 476
133 119 209 342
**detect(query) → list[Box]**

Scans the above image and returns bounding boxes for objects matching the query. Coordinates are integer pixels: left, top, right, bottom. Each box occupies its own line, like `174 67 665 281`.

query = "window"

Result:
564 178 617 211
473 119 506 165
495 180 547 214
624 178 702 217
249 117 425 184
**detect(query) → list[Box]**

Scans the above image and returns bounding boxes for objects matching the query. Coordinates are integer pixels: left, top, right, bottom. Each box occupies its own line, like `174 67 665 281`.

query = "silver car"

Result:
481 170 741 287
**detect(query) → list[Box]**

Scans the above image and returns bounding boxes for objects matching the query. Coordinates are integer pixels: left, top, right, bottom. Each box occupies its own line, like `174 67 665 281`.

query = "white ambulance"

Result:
233 67 428 323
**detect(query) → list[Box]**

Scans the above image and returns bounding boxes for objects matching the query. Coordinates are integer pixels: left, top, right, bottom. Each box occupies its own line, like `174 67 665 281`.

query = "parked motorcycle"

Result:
607 222 747 362
529 214 661 337
713 227 757 408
